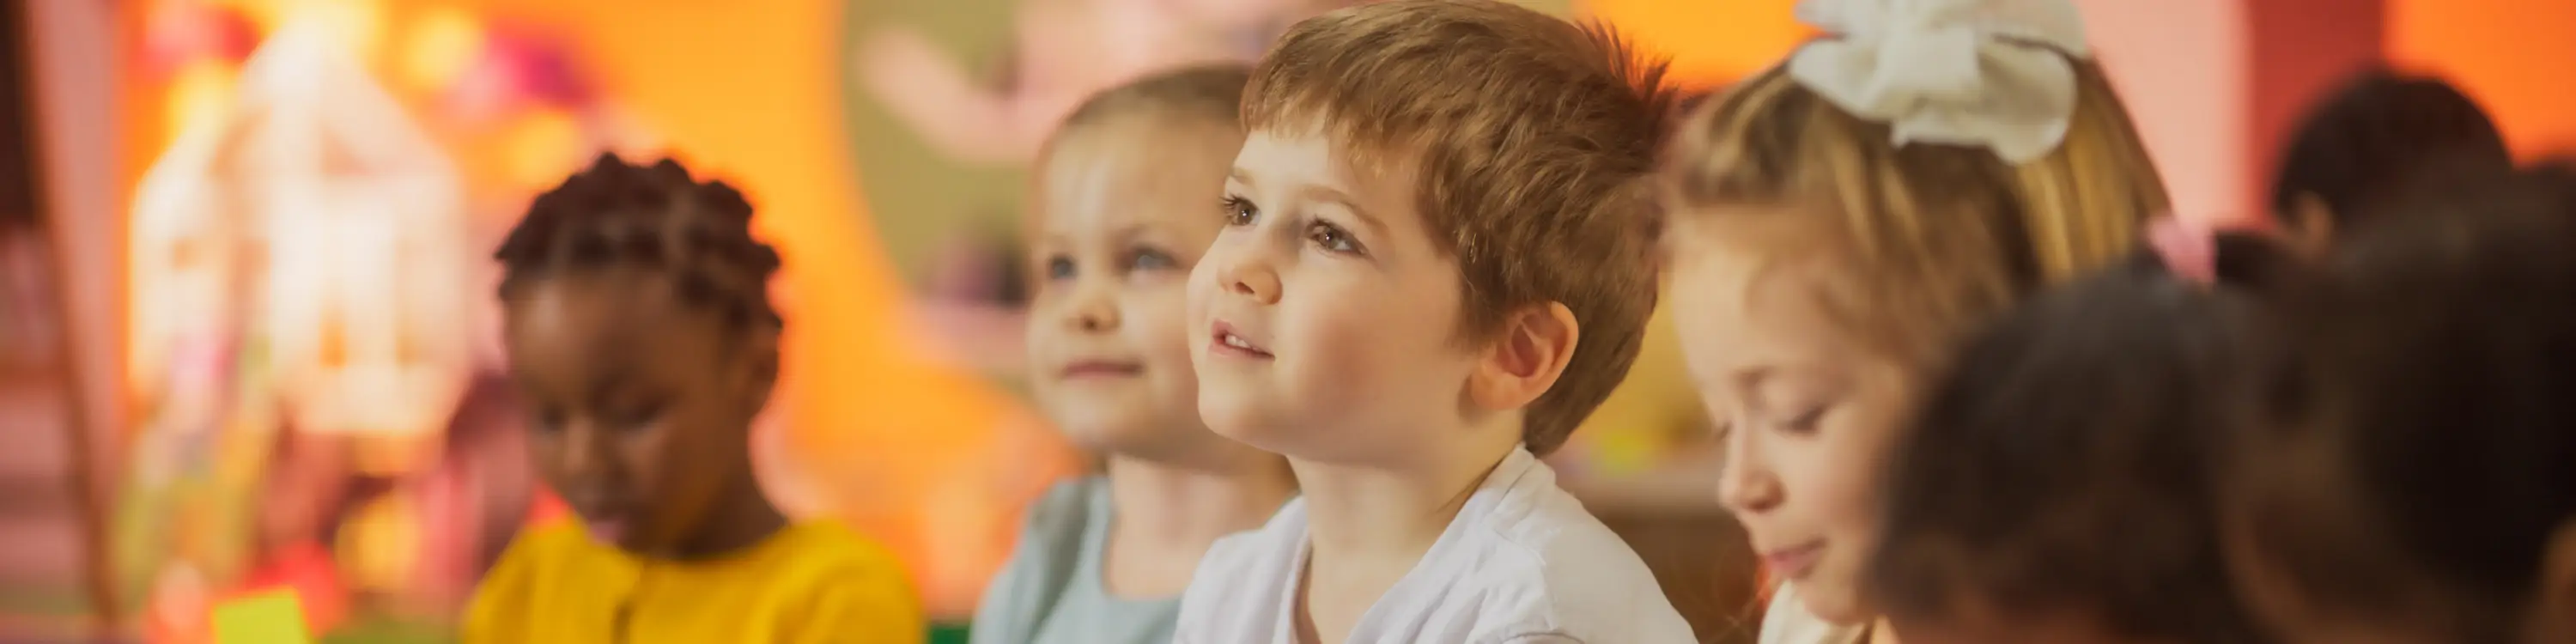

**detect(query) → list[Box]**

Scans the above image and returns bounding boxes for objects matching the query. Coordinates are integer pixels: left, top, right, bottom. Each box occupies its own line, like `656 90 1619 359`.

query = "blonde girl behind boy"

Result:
1655 0 2168 641
970 64 1298 644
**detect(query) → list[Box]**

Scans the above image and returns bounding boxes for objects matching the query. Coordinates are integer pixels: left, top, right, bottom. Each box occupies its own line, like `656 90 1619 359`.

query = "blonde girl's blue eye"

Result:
1045 255 1076 280
1127 247 1176 271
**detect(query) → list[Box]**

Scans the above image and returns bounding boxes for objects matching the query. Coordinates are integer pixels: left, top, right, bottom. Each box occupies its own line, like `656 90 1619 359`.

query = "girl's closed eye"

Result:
1777 404 1831 434
609 401 666 433
1221 195 1257 227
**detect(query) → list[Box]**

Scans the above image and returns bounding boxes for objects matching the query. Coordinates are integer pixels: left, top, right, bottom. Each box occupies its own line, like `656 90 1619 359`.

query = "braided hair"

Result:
495 154 783 332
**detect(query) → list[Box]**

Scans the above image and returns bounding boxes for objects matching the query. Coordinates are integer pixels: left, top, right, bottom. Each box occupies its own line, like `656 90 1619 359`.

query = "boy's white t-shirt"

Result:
1171 447 1697 644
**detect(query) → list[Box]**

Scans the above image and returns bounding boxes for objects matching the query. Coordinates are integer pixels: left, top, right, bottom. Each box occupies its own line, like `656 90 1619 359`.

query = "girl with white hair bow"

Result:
1651 0 2185 641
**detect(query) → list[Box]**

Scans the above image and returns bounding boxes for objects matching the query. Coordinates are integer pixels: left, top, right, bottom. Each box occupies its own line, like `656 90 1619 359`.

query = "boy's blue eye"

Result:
1045 256 1076 280
1222 196 1256 227
1309 223 1362 254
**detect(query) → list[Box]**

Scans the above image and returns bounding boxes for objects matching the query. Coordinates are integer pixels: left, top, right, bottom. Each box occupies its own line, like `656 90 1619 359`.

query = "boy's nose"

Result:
1213 246 1282 305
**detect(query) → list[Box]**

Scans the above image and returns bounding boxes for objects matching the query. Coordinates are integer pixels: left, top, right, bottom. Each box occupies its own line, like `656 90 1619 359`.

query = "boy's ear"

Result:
1467 302 1579 412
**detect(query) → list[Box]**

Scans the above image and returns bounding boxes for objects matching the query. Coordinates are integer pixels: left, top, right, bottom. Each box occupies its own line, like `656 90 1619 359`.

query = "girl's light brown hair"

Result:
1661 56 2170 364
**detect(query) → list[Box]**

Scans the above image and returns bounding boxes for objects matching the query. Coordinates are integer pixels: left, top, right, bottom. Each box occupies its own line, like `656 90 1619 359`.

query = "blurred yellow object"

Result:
1579 0 1808 87
283 0 386 63
502 110 588 189
350 431 436 476
338 492 422 594
401 7 484 92
163 61 237 139
211 589 313 644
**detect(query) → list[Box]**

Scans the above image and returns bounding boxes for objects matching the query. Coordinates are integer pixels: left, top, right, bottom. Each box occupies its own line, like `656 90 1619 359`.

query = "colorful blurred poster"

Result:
118 0 1088 632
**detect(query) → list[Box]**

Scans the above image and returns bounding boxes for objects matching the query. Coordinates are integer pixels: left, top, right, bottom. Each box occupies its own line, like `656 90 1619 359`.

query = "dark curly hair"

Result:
1868 242 2285 643
2231 164 2576 640
2270 68 2512 234
494 153 783 331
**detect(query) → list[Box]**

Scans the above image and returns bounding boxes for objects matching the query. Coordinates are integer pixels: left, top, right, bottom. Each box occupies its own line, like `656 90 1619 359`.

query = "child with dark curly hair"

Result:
464 154 922 643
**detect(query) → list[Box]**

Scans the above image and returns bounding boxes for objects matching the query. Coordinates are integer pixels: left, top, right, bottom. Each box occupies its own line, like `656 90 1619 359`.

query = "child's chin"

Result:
1794 578 1874 625
1199 404 1295 453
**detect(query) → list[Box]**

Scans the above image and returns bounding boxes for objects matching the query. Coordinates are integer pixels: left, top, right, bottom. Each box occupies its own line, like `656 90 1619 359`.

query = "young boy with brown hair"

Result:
1170 1 1692 641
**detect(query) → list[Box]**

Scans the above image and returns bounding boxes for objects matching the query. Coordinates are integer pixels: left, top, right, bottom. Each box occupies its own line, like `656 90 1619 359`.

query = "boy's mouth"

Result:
1208 320 1273 359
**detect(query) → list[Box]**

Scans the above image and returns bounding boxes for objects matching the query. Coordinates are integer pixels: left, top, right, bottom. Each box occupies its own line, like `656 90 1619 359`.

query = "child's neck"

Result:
668 468 789 561
1098 453 1297 598
1291 433 1518 564
1289 428 1520 641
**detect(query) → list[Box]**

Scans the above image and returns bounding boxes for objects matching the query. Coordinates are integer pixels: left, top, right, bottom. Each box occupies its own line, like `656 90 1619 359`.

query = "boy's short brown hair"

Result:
1243 0 1674 456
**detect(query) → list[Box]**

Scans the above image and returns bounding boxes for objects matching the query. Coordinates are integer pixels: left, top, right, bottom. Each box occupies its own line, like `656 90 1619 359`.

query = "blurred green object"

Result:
930 622 970 644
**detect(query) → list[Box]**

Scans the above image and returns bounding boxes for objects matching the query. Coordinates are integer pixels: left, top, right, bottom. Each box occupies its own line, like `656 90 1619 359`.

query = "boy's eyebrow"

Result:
1230 167 1388 236
1300 185 1388 237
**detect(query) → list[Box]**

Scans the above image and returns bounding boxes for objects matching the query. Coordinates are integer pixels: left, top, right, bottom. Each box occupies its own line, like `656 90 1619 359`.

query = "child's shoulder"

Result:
764 520 910 577
1022 477 1111 534
1473 450 1648 571
1445 453 1691 640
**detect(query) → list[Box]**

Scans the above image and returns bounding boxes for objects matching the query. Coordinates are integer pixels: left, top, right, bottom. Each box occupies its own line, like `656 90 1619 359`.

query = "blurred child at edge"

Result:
969 64 1297 644
2268 68 2513 257
463 154 923 643
2215 166 2576 644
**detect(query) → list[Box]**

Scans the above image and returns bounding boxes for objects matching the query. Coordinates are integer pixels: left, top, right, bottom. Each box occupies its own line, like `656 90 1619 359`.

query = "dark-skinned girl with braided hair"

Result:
463 154 923 643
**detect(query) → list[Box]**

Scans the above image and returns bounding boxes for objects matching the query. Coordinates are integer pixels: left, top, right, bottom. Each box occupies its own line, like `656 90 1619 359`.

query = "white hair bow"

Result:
1787 0 2093 163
